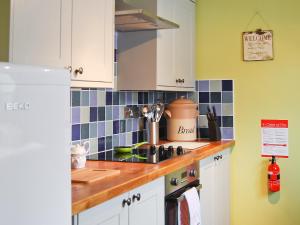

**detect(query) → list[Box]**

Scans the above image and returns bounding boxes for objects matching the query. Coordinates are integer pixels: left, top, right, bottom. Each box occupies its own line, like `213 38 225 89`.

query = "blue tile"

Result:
113 135 120 147
222 91 233 103
72 107 80 124
199 80 209 92
106 136 113 150
222 116 233 127
90 122 97 138
119 92 126 105
222 80 233 91
132 131 138 144
144 92 148 104
81 123 89 139
199 92 209 103
120 120 126 133
222 127 234 139
98 152 105 160
72 124 80 141
98 137 105 152
113 120 120 134
90 90 97 107
126 92 132 104
97 121 105 137
98 107 105 121
106 106 113 120
126 119 133 132
90 107 98 122
81 91 89 106
138 92 144 104
72 91 80 107
210 92 221 103
113 92 119 105
113 106 119 120
106 150 113 160
106 91 112 105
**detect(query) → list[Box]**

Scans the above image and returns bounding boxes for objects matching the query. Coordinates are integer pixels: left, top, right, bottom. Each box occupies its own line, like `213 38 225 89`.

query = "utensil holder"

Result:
208 120 221 141
148 121 159 144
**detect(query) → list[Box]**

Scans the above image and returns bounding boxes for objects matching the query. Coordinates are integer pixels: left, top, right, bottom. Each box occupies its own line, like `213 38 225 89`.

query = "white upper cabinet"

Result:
71 0 114 88
117 0 195 91
9 0 114 88
9 0 72 67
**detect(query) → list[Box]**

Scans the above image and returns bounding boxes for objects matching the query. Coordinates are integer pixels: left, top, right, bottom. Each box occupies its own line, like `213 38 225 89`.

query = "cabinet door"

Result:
10 0 72 67
214 149 230 225
129 177 165 225
71 0 114 88
156 0 176 88
199 155 216 225
78 193 128 225
173 0 195 89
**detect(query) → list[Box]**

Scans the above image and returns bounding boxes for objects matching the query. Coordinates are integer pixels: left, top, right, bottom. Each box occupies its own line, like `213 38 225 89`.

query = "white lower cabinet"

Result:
200 148 231 225
73 177 165 225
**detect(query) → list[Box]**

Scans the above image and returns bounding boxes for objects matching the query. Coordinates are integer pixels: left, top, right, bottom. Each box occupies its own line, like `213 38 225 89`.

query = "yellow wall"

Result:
0 0 10 61
196 0 300 224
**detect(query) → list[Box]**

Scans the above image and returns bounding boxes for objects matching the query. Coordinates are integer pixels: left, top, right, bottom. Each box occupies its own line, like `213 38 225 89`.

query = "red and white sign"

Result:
261 120 288 158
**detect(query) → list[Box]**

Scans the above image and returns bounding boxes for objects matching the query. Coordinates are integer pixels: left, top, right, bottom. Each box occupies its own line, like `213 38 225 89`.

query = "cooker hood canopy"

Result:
115 0 179 32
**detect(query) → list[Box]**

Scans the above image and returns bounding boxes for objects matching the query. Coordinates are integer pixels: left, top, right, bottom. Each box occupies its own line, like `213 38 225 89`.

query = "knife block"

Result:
208 120 221 141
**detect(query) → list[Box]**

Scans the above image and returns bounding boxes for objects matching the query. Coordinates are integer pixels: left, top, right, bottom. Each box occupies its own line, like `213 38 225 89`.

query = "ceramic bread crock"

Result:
164 96 198 141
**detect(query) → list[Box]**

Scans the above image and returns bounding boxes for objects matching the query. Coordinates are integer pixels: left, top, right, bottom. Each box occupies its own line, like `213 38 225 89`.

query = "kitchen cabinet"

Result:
117 0 195 91
73 177 164 225
9 0 114 88
199 148 231 225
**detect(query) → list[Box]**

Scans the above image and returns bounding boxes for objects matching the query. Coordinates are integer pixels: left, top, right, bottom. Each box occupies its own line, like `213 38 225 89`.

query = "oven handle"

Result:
168 183 202 203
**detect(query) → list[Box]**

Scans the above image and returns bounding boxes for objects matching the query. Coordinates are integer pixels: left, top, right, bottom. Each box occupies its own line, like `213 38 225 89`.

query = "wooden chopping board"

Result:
72 168 120 183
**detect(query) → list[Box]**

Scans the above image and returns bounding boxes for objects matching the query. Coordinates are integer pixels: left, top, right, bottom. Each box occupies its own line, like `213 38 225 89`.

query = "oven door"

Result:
165 180 201 225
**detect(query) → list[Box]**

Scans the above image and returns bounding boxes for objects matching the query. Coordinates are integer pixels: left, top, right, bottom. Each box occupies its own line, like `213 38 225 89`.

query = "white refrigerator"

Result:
0 63 71 225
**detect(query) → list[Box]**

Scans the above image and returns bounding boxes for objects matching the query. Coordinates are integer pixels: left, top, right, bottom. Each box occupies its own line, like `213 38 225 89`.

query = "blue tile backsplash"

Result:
71 80 234 158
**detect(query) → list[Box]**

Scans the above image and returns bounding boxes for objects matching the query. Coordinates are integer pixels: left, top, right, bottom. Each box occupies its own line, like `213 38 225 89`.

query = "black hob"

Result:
87 144 191 164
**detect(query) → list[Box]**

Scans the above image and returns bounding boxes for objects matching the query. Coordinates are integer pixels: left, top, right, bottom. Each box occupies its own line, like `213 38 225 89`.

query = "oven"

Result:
165 163 201 225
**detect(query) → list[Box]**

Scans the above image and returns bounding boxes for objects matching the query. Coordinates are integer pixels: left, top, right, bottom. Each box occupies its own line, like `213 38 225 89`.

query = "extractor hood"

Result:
115 0 179 32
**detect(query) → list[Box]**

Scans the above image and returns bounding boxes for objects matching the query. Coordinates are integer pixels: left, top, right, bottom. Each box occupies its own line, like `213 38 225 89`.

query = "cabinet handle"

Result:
74 67 83 76
214 156 218 161
122 198 131 207
132 193 141 202
65 66 72 73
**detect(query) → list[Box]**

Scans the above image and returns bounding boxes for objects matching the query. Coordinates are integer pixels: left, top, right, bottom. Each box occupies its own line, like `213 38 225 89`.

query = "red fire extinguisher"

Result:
268 156 280 192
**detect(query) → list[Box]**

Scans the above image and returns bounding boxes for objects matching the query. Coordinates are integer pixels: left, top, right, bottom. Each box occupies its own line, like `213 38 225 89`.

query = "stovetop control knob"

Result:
166 146 174 158
176 146 183 155
189 169 197 177
170 178 179 186
158 145 165 160
150 145 156 155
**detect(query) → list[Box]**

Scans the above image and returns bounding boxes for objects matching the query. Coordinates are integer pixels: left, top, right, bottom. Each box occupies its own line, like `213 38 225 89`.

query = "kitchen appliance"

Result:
0 63 71 225
115 0 179 32
165 163 201 225
88 144 191 164
165 97 199 141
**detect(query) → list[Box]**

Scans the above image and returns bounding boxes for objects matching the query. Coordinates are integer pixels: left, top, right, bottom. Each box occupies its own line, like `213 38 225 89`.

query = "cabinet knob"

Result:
65 66 72 73
170 178 179 186
219 154 223 159
132 193 141 202
176 79 179 83
122 198 131 207
214 156 219 161
182 79 185 83
74 67 83 76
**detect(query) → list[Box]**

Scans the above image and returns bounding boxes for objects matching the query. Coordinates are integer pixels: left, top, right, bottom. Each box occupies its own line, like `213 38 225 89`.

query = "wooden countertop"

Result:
72 140 235 215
